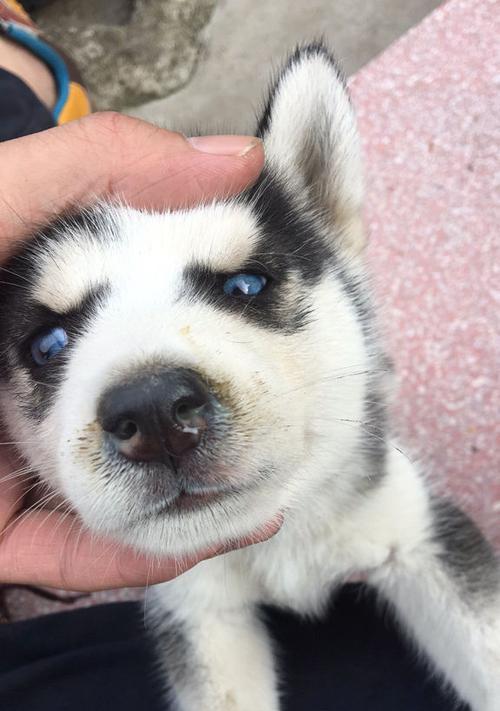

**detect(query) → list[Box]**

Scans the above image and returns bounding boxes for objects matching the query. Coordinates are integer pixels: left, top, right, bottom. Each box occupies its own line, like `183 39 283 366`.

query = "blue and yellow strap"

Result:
0 15 91 124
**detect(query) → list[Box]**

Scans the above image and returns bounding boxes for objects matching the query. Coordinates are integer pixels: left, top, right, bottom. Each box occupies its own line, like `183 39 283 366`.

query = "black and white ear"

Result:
257 43 365 253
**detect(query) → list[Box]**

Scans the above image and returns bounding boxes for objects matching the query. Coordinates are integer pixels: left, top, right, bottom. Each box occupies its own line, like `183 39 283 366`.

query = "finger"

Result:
0 446 30 527
0 508 282 591
0 112 264 258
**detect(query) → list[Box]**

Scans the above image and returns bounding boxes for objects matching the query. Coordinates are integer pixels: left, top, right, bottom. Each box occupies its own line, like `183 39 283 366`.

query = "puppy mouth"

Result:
105 470 275 535
128 485 241 527
170 488 227 513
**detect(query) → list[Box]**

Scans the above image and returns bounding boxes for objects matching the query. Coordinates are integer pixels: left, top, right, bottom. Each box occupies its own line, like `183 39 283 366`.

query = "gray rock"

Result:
34 0 216 110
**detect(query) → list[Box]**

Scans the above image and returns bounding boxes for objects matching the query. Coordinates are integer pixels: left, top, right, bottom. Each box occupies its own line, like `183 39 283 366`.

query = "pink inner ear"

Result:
353 0 499 548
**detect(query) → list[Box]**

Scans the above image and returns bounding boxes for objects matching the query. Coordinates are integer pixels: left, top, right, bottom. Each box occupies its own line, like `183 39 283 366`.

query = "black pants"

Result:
0 71 465 710
0 585 464 711
0 67 55 141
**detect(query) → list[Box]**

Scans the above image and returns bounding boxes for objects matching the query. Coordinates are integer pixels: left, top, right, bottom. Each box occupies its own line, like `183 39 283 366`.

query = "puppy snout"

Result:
97 368 214 463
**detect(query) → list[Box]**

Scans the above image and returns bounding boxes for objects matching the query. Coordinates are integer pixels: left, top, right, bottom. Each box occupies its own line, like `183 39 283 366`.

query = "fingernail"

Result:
188 135 262 157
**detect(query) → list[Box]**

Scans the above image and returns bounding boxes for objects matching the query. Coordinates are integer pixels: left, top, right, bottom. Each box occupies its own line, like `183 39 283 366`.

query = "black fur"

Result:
256 41 347 138
149 611 193 691
334 267 390 489
0 287 107 421
358 380 389 487
432 498 500 598
0 211 111 420
244 169 332 284
184 169 333 333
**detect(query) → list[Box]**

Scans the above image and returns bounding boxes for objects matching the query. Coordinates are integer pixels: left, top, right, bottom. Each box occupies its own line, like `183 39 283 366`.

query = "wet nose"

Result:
97 368 213 463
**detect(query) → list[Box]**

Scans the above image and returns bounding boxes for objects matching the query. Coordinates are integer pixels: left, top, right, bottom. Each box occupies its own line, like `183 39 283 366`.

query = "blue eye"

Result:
30 327 68 366
223 273 267 297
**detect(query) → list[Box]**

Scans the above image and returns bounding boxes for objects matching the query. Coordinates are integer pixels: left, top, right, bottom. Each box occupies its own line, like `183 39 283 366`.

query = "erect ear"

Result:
257 43 365 254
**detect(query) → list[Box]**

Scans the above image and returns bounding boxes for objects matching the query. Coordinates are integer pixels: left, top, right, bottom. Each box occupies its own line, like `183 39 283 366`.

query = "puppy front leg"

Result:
149 603 279 711
373 498 500 711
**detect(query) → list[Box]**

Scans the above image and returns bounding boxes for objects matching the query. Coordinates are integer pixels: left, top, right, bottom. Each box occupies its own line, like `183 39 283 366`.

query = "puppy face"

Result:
0 46 381 555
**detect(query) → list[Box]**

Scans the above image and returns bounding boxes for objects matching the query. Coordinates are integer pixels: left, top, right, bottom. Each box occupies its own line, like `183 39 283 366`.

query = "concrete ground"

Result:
34 0 441 128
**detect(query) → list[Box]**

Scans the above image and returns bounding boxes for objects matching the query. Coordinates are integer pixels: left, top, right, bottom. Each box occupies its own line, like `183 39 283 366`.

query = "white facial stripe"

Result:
33 228 114 313
33 202 260 313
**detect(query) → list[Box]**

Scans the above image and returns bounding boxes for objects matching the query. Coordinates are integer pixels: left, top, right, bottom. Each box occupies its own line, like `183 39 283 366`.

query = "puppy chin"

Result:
107 488 285 558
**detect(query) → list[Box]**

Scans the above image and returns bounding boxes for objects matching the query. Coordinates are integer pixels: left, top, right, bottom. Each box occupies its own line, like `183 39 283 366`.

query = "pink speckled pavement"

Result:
351 0 499 547
5 0 499 620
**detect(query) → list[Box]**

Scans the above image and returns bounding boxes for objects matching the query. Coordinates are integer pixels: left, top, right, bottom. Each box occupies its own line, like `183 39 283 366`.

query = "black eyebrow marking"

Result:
241 169 333 281
180 169 336 333
0 282 109 421
19 284 109 367
0 206 116 421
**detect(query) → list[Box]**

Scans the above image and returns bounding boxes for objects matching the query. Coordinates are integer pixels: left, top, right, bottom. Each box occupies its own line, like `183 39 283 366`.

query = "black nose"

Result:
97 368 213 463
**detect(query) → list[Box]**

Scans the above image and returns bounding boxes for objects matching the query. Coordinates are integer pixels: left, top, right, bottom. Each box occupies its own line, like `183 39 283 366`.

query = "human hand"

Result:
0 113 278 591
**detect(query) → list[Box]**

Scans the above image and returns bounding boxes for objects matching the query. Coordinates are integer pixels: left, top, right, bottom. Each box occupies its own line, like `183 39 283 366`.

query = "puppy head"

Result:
0 45 375 555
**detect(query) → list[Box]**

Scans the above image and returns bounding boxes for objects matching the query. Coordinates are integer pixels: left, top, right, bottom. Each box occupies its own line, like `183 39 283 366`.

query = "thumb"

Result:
0 112 264 259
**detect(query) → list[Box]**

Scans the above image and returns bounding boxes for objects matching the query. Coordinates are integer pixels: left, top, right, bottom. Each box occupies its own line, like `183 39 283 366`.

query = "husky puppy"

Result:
0 44 498 711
